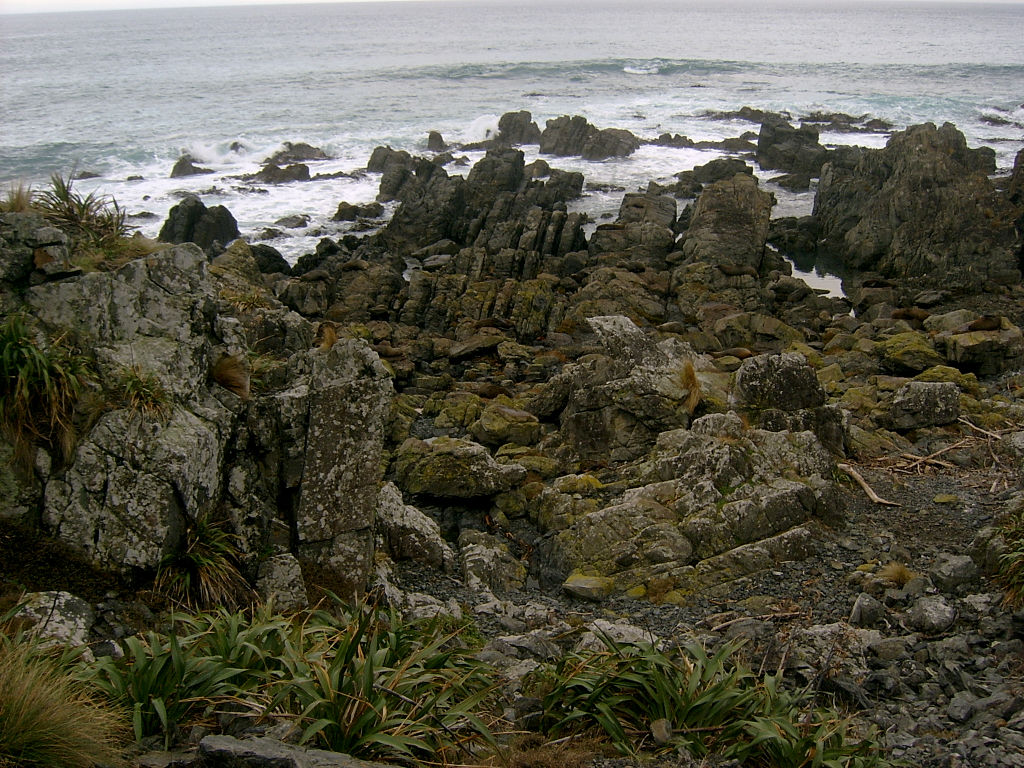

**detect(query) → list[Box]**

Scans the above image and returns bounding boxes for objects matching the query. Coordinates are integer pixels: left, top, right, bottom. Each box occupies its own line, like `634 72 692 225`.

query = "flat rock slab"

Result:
199 735 390 768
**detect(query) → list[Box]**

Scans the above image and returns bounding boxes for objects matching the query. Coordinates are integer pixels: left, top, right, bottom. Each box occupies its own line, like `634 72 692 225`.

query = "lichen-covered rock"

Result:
680 173 774 270
376 482 454 570
43 408 227 572
936 321 1024 376
888 381 960 430
539 412 842 595
199 734 388 768
393 436 527 498
277 340 393 594
256 553 308 613
468 402 542 447
459 529 527 594
16 591 94 650
551 316 708 464
733 353 826 411
877 331 945 375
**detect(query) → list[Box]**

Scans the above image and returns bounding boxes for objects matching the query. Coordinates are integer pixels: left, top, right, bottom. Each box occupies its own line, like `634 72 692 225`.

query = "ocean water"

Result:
2 0 1023 275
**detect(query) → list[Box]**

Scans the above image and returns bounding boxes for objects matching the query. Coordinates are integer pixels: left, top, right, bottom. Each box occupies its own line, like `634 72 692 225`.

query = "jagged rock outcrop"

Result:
589 192 677 267
540 411 843 597
529 316 713 465
539 115 640 160
679 173 774 270
264 141 330 165
814 122 1020 291
158 194 240 255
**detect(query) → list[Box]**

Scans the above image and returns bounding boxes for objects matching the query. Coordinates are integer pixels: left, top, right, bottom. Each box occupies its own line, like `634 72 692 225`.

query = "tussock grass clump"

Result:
877 561 917 588
996 508 1024 608
0 182 34 214
0 314 93 469
0 637 126 767
112 364 171 421
154 516 253 611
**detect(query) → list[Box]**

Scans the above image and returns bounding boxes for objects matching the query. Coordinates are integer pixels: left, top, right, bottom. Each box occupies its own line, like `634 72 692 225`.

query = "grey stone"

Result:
734 352 826 412
16 591 94 650
199 735 388 767
906 596 958 634
375 482 455 570
889 381 960 430
930 553 980 592
256 554 308 613
850 592 885 627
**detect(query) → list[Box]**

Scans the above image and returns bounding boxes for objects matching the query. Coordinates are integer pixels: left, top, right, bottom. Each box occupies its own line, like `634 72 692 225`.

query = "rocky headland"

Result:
3 110 1024 767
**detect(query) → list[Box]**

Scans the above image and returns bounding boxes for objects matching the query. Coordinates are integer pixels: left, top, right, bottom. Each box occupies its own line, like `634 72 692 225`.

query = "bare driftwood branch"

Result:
838 463 901 507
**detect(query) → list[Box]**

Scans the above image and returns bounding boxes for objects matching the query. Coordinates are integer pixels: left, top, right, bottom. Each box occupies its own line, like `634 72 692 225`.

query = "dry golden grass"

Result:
210 353 250 400
0 639 127 767
679 359 702 416
877 561 917 587
0 182 34 214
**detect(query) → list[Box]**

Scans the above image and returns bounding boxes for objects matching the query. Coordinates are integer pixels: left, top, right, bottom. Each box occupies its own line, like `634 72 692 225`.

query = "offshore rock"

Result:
498 109 542 145
158 194 240 255
679 173 774 270
169 154 214 178
539 115 640 160
814 122 1020 291
756 117 829 175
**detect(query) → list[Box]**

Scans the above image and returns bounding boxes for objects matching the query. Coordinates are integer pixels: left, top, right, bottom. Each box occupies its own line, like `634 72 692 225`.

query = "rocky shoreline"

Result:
2 109 1024 767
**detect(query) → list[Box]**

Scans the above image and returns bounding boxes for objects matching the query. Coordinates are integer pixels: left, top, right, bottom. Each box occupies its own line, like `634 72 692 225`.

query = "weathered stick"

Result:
900 439 971 471
958 416 1004 440
838 463 901 507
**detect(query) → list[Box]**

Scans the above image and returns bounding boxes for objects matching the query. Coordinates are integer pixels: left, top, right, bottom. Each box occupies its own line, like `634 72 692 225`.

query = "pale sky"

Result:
1 0 1020 14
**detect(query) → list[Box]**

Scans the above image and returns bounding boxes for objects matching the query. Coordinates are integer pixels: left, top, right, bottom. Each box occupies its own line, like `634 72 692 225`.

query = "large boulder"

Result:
541 316 711 464
393 436 527 498
814 122 1020 291
679 173 774 270
158 195 240 255
888 381 960 431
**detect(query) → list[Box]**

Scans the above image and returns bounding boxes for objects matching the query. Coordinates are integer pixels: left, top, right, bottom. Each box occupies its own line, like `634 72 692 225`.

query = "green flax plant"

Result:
88 629 241 749
531 634 889 767
267 601 499 763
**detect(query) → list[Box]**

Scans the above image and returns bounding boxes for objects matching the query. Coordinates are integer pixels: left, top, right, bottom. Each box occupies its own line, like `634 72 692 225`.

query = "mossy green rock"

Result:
393 436 527 498
562 572 615 601
878 332 944 374
468 403 542 446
